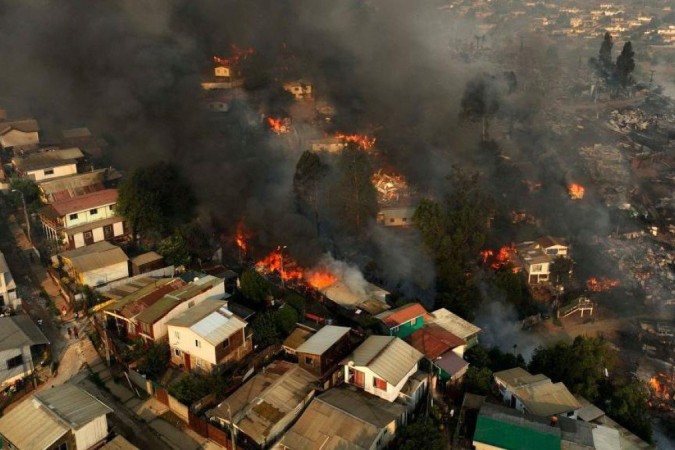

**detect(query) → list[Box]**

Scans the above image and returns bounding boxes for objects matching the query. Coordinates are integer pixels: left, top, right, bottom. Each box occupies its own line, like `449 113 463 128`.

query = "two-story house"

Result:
514 236 569 284
12 147 83 181
0 119 39 150
0 250 19 309
375 303 427 338
0 315 49 389
37 167 122 204
343 335 425 409
428 308 482 349
167 299 251 372
0 383 112 450
295 325 353 389
494 367 582 419
282 80 312 100
39 188 127 249
408 323 469 384
54 241 129 288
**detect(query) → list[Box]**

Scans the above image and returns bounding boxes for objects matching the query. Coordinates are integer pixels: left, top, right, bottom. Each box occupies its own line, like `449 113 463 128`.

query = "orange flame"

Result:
256 249 337 289
568 183 585 200
267 117 290 134
335 133 376 151
235 221 251 255
586 277 620 292
481 244 516 270
305 270 338 289
213 45 255 67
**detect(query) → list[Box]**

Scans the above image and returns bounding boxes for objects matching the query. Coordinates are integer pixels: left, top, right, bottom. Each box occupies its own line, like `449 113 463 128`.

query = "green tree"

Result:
606 380 652 443
332 145 378 232
393 418 445 450
275 305 298 335
529 336 617 401
136 342 170 381
293 151 327 234
240 270 271 304
157 231 191 266
616 41 635 87
494 267 536 318
9 177 41 212
284 293 306 316
116 162 197 240
252 311 281 349
465 345 527 372
462 366 494 395
460 76 500 141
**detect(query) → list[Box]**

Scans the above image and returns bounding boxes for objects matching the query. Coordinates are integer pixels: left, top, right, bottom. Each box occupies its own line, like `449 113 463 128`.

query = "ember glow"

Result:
648 373 674 411
335 133 376 151
235 220 251 256
586 277 620 292
213 44 255 67
481 244 516 270
568 183 585 200
255 249 337 289
372 170 408 204
267 117 290 134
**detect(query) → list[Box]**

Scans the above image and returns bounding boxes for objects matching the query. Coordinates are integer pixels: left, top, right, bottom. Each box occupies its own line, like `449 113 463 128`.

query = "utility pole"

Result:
12 190 31 245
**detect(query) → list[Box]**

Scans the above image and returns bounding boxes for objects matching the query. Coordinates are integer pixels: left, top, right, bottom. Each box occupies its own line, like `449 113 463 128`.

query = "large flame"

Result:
305 270 338 289
568 183 585 200
235 221 251 256
335 133 376 151
267 117 290 134
256 249 337 289
586 277 620 292
481 244 516 270
371 170 408 204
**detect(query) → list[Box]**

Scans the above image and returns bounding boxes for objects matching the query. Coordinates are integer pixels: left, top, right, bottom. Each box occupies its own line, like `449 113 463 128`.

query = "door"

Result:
351 369 365 388
184 353 191 371
103 225 113 239
83 231 94 245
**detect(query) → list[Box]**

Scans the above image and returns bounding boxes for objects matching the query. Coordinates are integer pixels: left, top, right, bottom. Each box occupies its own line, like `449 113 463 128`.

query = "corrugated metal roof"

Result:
295 325 350 356
209 361 317 446
48 188 118 216
474 415 561 450
33 383 113 429
60 241 128 273
0 397 68 450
494 367 549 390
13 148 83 172
0 118 39 134
0 315 49 351
279 387 405 450
283 327 314 352
408 324 466 359
166 299 227 327
38 169 111 201
375 302 427 328
320 281 390 311
346 336 423 386
429 308 481 340
130 251 163 267
191 308 246 346
435 350 469 377
515 382 582 417
100 435 140 450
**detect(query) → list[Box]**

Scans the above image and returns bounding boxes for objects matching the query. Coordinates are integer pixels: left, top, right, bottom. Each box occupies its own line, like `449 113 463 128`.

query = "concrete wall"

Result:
0 346 33 387
64 203 116 228
168 394 189 422
73 414 108 450
27 163 77 182
80 260 129 287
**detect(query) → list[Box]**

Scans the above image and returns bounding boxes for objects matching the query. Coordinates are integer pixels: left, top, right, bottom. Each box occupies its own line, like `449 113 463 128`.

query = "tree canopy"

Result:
332 145 378 232
392 418 445 450
240 269 272 304
116 162 197 239
460 75 500 140
615 41 635 87
293 150 328 233
599 31 614 74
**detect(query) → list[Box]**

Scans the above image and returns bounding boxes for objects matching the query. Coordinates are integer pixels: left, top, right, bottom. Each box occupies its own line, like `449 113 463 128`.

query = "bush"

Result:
275 306 299 334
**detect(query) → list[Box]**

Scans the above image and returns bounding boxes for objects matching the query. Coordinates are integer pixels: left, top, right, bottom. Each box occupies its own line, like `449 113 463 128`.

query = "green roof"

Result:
473 416 560 450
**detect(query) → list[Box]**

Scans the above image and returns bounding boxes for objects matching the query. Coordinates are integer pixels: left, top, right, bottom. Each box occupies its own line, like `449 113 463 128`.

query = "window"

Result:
44 169 54 176
389 218 395 223
174 331 180 339
304 356 314 366
90 208 98 215
531 264 543 273
546 248 558 255
221 339 229 349
373 377 387 390
195 340 201 348
56 443 68 450
6 354 23 369
174 349 181 357
69 213 78 221
109 205 114 211
402 217 407 222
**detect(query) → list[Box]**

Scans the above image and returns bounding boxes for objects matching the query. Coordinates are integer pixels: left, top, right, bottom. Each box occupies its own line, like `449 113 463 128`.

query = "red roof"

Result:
379 303 428 328
408 324 466 359
50 189 118 216
119 279 187 318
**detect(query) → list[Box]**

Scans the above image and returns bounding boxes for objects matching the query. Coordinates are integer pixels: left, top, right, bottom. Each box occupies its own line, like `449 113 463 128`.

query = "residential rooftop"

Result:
167 299 244 346
43 188 118 216
375 302 427 328
345 335 423 386
0 315 49 351
295 325 350 356
428 308 481 340
58 241 128 273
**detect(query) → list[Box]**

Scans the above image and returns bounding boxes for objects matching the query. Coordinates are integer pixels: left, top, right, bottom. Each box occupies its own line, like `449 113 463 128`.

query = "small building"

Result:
0 315 49 388
39 188 126 249
376 206 416 227
0 250 20 309
282 326 314 356
167 299 251 372
0 119 39 150
494 367 581 419
375 302 427 339
473 403 562 450
343 335 424 405
408 323 469 383
295 325 352 386
208 360 317 449
12 147 83 182
277 386 407 450
309 137 345 153
320 281 391 315
0 383 113 450
428 308 481 348
54 241 129 287
282 80 313 100
129 251 165 276
513 236 570 285
100 435 139 450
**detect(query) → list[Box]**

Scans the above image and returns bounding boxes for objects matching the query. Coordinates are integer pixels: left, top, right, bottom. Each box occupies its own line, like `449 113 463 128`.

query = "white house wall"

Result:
64 204 116 228
168 325 217 365
0 346 33 386
0 130 39 149
81 261 129 287
27 164 77 182
73 414 108 450
112 221 124 235
344 363 418 403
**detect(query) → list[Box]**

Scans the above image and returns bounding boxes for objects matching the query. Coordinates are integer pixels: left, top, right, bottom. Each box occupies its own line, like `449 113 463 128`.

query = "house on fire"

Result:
208 360 317 449
39 188 127 249
343 335 426 411
494 367 582 419
319 281 391 315
0 118 39 150
167 299 252 372
53 241 129 288
12 147 84 182
282 80 313 100
0 315 49 389
277 385 407 450
0 383 113 450
513 236 569 284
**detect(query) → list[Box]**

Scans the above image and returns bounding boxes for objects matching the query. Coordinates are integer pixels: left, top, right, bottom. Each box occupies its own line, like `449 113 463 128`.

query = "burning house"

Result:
511 236 570 285
283 80 313 100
